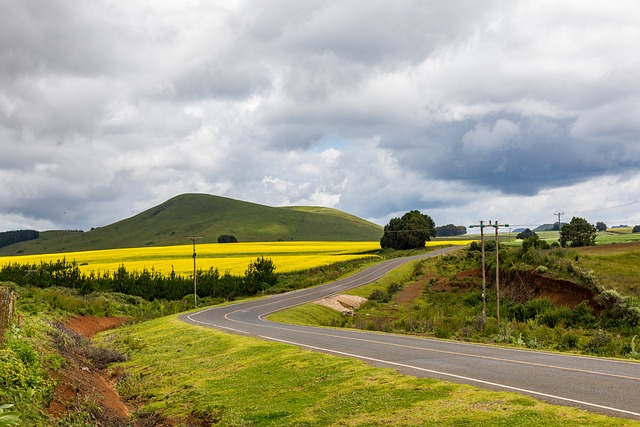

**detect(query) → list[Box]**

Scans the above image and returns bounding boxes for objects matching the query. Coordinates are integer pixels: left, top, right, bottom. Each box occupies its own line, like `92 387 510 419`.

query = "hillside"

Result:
0 193 383 255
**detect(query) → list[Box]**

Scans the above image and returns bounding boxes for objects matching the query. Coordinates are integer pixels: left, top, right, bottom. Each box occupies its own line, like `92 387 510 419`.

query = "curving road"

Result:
182 247 640 420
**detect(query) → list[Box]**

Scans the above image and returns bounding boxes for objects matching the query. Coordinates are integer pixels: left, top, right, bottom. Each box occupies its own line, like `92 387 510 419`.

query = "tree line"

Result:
0 230 39 249
0 257 277 301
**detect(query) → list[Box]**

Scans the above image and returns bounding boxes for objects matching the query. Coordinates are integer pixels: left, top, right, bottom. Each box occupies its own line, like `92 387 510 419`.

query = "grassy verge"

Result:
574 243 640 296
269 262 416 327
104 315 637 426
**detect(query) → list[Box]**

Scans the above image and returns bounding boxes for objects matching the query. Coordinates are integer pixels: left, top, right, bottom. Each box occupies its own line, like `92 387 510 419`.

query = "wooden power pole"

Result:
491 221 509 328
469 220 488 324
187 236 203 307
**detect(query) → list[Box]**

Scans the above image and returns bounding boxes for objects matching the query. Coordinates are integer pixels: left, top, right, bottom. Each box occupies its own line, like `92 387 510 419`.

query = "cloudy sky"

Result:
2 0 640 233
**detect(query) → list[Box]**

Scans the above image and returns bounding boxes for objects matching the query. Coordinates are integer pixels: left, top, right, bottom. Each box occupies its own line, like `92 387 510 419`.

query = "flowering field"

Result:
0 240 472 276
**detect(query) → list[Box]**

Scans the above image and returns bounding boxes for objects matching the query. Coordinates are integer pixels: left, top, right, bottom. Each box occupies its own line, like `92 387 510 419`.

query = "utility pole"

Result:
187 236 203 307
469 220 488 325
491 221 509 328
554 212 564 230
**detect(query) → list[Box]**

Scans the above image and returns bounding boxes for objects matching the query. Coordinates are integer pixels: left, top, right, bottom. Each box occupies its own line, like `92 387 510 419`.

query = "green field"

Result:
102 315 635 426
574 242 640 296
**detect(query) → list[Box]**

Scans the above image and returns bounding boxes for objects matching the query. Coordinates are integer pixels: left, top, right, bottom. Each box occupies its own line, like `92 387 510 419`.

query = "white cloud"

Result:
462 119 521 153
1 1 640 232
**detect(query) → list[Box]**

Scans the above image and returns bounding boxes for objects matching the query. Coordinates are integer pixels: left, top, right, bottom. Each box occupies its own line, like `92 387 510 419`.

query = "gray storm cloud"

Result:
1 0 639 231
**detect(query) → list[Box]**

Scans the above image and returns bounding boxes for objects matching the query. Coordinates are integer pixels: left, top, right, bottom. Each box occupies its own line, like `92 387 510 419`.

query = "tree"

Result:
559 217 597 247
516 228 536 239
0 230 39 249
521 234 550 251
632 225 640 234
217 234 238 243
380 210 436 250
595 222 607 232
243 256 277 294
435 224 467 237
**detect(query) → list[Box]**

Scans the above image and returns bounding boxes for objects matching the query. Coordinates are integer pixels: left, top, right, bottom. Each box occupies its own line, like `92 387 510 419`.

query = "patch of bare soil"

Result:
314 294 368 314
501 269 598 310
395 281 425 304
48 316 133 426
430 268 481 292
433 268 598 310
66 315 129 338
410 262 598 310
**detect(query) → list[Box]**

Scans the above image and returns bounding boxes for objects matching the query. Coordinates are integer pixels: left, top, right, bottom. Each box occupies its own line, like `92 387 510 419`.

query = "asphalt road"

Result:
182 247 640 420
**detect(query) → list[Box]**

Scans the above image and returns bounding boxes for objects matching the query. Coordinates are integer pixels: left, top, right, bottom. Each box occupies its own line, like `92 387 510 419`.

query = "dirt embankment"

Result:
433 267 598 310
48 315 132 425
499 270 598 310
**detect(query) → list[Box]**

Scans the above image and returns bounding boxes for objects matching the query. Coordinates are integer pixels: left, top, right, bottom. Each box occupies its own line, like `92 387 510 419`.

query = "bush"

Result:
586 332 616 356
572 301 596 327
539 306 573 328
369 289 388 302
558 332 580 351
217 234 238 243
0 404 20 427
0 324 53 423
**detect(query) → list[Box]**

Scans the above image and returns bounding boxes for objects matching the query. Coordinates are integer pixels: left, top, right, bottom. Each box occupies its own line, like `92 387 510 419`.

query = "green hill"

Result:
0 194 383 255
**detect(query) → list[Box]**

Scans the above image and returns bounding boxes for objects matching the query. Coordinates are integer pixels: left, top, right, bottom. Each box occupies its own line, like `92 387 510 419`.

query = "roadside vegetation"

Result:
0 252 386 425
101 315 633 426
2 233 640 425
274 240 640 359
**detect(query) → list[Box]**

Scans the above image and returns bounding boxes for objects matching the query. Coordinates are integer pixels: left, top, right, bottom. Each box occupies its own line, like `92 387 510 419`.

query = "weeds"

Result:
0 404 20 427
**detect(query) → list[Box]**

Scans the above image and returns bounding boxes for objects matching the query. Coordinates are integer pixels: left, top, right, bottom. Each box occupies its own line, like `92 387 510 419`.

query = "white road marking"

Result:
262 335 640 419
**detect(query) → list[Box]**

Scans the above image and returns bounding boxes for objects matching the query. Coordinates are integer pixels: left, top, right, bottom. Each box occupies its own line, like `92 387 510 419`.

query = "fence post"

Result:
0 286 17 347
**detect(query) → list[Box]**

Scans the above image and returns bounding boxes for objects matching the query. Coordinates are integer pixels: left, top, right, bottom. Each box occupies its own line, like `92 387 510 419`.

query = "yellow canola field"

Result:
0 240 473 276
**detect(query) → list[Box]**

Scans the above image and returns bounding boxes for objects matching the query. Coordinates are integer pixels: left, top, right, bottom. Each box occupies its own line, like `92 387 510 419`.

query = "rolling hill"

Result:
0 194 383 255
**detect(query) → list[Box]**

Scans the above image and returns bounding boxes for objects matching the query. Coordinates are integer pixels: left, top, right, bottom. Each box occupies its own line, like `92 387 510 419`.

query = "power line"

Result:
573 200 639 214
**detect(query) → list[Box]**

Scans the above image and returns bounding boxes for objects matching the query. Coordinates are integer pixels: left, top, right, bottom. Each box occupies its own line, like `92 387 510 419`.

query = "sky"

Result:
1 0 640 234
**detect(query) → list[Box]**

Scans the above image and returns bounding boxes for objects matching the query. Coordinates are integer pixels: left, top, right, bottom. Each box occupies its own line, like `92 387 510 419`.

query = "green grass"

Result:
503 230 640 248
270 261 417 326
104 315 638 426
594 231 640 245
574 243 640 296
269 303 345 327
0 194 383 255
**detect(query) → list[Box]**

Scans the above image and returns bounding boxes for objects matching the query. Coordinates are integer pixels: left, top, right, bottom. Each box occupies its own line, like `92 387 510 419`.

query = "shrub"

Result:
586 332 616 356
540 306 573 328
369 289 388 302
572 301 596 327
0 404 20 427
217 234 238 243
558 332 580 351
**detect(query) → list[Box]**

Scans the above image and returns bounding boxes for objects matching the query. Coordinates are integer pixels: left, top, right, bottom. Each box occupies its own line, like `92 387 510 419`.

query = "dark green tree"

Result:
516 228 536 239
632 225 640 233
217 234 238 243
559 217 597 247
521 234 550 251
435 224 467 237
595 222 607 232
0 229 39 248
380 210 436 249
244 256 277 294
